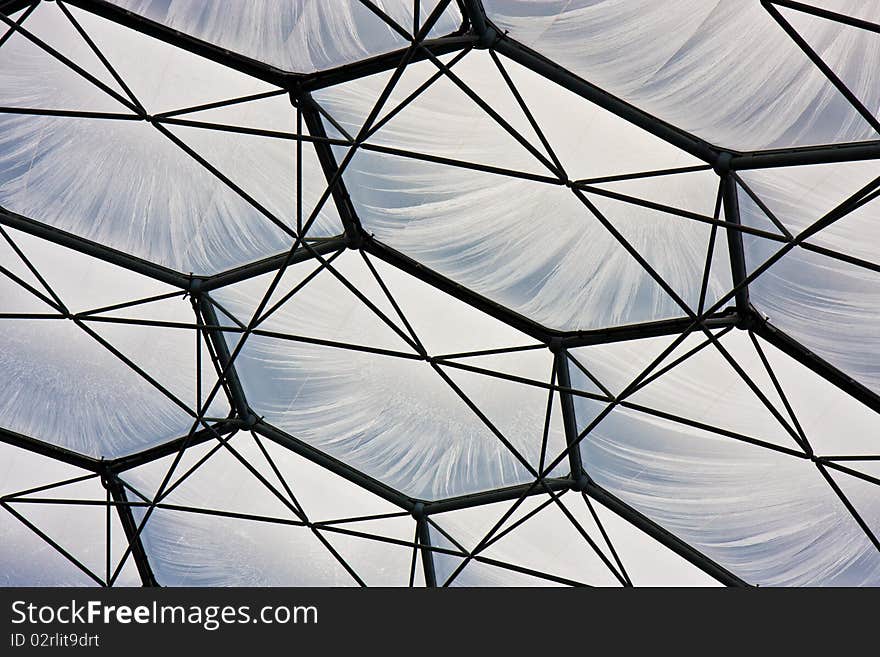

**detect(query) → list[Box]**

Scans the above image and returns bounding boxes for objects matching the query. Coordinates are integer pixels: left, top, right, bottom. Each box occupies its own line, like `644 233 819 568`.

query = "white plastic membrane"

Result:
570 331 880 586
0 3 341 275
109 0 463 73
316 53 731 330
0 229 226 458
483 0 880 149
211 251 568 500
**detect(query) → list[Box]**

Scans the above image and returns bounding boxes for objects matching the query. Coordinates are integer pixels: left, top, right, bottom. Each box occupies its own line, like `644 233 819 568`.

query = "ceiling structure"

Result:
0 0 878 587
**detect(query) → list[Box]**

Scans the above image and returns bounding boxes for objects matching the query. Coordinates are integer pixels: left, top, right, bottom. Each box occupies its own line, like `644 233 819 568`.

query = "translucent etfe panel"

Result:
108 0 462 73
483 0 880 150
738 160 880 265
0 229 227 458
429 492 722 586
315 52 723 331
0 444 140 586
574 329 880 457
606 333 803 452
571 332 880 585
738 169 880 395
211 250 569 500
120 433 415 585
754 337 880 459
0 2 341 274
827 461 880 545
778 1 880 127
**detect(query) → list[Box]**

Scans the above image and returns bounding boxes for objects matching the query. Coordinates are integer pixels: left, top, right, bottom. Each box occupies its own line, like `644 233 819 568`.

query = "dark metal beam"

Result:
0 426 102 472
554 349 583 477
365 235 741 347
460 0 488 36
583 481 750 587
423 473 747 585
63 0 294 87
730 140 880 170
201 237 347 292
198 295 250 418
0 0 33 17
762 0 880 135
103 472 158 586
299 35 477 93
252 421 415 512
557 310 739 349
106 419 242 474
299 95 361 242
750 311 880 415
423 477 572 515
0 206 191 288
416 516 437 587
362 236 551 342
64 0 474 92
769 0 880 33
719 168 750 315
490 33 719 165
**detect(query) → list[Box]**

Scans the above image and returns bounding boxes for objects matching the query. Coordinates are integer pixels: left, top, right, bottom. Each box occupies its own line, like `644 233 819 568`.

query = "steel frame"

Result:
0 0 878 588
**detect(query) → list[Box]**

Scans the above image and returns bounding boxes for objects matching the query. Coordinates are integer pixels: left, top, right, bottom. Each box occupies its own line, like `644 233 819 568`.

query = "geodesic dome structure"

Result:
1 0 879 587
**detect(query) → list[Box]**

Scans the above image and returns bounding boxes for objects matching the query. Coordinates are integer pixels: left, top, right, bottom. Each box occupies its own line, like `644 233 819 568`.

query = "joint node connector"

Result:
476 26 498 49
713 151 733 176
288 86 307 108
736 306 763 331
735 314 755 331
244 412 260 428
187 277 203 294
411 501 426 520
99 468 116 490
345 230 364 250
571 475 591 493
548 336 564 354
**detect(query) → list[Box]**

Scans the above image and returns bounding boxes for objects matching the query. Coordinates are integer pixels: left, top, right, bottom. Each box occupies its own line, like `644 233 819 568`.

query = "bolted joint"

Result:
345 229 364 250
736 314 756 331
411 501 426 520
570 474 591 493
287 85 307 108
713 151 733 176
735 304 765 331
187 277 204 294
547 336 564 354
476 26 499 49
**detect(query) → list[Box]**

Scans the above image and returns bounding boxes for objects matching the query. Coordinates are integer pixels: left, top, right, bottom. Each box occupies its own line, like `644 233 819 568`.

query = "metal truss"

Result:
0 0 878 588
